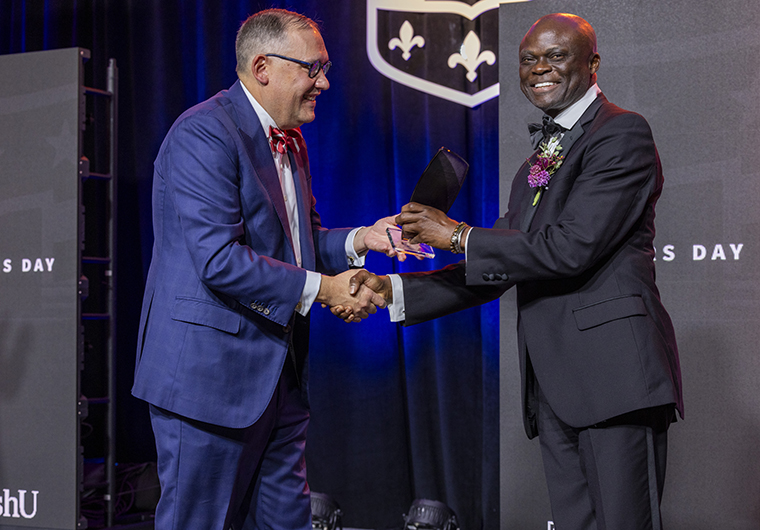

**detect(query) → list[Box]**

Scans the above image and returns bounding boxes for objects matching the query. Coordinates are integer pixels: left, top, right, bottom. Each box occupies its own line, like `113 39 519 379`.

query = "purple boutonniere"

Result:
528 139 563 206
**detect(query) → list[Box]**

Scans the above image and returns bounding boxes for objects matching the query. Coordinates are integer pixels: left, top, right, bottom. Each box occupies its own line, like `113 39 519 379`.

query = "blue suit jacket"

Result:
132 80 352 428
400 95 682 438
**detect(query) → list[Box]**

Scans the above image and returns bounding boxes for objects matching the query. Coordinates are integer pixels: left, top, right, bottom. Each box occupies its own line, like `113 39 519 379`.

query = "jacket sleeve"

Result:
401 261 508 326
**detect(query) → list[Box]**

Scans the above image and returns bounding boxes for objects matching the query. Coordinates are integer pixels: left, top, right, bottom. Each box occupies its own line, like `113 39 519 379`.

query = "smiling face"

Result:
263 27 330 129
519 14 600 117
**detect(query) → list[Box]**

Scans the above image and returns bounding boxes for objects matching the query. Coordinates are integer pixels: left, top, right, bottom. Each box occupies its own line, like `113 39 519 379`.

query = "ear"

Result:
251 54 270 85
589 53 601 75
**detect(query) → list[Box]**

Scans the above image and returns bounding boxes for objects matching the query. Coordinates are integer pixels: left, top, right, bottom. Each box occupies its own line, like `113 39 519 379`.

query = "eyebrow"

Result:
520 46 568 57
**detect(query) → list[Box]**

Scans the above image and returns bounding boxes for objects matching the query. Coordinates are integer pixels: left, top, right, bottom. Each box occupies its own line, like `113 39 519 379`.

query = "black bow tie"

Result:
528 115 564 150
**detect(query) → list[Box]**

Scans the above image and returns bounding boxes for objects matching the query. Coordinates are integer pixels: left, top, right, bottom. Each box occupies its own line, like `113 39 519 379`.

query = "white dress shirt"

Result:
241 84 364 316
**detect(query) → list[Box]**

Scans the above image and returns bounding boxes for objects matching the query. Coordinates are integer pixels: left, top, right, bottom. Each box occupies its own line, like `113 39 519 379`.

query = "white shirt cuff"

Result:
387 274 405 322
299 227 364 316
346 227 366 268
298 270 322 316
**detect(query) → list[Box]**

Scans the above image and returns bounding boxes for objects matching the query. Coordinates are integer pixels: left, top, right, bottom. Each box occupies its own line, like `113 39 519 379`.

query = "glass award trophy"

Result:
386 226 436 259
390 147 469 258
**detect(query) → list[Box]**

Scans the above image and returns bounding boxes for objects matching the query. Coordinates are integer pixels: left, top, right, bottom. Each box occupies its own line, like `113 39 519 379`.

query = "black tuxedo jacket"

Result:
401 94 683 438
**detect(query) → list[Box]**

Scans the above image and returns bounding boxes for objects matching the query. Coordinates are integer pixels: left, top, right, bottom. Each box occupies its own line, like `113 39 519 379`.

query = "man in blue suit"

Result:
133 8 395 530
348 13 682 530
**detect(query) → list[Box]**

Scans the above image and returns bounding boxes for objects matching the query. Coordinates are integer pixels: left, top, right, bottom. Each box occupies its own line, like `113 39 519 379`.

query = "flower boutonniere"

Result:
528 138 563 206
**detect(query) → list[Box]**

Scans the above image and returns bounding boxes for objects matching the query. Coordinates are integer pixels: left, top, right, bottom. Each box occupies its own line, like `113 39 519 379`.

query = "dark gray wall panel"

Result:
0 48 83 530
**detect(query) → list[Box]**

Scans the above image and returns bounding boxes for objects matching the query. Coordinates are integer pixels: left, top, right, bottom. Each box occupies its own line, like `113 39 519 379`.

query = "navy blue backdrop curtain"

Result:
0 1 500 528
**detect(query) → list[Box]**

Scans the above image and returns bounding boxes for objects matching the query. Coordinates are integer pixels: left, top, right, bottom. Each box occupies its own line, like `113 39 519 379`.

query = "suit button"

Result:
249 302 257 310
482 273 490 281
263 308 270 315
488 274 495 281
283 325 291 333
499 273 508 281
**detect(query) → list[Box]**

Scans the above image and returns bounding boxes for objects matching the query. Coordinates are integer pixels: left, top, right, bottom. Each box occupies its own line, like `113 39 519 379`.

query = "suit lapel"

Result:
519 95 606 232
288 143 316 271
228 81 296 257
237 128 296 255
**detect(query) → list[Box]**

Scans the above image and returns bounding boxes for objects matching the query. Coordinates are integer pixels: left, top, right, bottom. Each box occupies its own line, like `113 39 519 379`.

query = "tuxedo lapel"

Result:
519 95 606 232
519 159 540 232
556 95 604 154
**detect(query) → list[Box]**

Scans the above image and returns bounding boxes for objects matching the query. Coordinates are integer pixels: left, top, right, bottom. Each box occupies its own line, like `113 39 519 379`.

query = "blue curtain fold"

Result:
0 1 500 528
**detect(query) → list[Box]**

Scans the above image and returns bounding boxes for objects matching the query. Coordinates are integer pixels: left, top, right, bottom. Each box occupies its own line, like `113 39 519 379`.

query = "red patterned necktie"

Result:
269 126 302 155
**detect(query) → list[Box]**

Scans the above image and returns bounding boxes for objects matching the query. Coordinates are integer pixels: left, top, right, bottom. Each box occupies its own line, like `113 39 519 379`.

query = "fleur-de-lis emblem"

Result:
388 20 425 61
447 30 496 82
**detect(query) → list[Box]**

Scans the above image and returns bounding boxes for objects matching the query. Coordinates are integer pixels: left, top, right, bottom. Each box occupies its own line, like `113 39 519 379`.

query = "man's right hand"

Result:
316 269 386 323
327 270 394 322
349 270 392 302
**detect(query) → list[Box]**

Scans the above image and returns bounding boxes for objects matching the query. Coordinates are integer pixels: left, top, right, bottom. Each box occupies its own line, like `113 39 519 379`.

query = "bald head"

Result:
524 13 597 56
518 13 601 116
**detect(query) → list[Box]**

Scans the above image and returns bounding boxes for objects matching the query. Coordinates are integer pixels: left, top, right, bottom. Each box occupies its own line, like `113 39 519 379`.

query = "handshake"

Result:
316 203 469 323
316 268 391 323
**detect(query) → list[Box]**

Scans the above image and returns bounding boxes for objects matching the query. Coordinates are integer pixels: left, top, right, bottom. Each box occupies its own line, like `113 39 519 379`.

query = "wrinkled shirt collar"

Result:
554 83 601 130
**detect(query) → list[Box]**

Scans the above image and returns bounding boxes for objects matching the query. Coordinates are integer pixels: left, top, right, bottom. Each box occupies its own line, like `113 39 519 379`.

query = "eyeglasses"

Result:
265 53 332 78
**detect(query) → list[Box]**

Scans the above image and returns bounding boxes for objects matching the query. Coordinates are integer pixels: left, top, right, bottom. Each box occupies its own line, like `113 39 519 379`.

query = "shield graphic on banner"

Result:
367 0 530 108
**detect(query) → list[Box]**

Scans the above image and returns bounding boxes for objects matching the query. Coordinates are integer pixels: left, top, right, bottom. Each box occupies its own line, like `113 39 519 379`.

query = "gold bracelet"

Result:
449 222 468 254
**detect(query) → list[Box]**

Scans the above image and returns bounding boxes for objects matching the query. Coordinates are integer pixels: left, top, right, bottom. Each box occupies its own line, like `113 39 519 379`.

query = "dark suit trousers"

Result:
536 383 672 530
149 358 310 530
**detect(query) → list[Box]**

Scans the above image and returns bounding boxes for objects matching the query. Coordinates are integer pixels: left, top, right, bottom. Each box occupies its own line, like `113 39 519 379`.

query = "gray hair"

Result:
235 9 320 75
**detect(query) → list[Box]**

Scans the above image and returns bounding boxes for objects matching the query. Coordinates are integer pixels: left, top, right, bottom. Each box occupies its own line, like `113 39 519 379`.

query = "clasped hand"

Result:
327 270 393 323
322 208 452 323
317 269 386 323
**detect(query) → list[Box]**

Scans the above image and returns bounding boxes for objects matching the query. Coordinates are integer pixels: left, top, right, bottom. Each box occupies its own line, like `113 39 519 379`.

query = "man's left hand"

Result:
395 202 458 250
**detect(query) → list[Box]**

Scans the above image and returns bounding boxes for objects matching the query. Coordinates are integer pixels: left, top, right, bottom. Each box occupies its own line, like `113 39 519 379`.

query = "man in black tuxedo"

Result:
347 13 683 530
